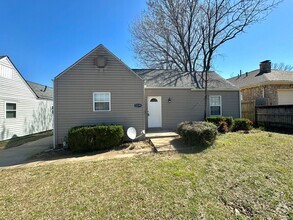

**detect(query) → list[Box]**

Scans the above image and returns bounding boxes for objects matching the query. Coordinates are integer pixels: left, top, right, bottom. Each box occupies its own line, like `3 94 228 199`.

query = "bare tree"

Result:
199 0 281 119
131 0 203 87
131 0 281 119
272 62 293 71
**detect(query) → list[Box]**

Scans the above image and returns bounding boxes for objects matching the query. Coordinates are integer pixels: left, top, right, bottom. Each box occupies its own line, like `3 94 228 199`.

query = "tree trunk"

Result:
203 70 208 120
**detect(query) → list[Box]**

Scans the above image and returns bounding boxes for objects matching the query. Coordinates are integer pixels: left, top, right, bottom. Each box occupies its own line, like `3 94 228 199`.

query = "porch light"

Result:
168 97 172 103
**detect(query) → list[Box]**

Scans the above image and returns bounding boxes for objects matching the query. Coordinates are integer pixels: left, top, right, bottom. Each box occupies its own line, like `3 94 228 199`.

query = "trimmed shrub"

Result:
177 121 217 147
218 121 229 133
68 125 124 153
207 116 234 130
232 118 253 131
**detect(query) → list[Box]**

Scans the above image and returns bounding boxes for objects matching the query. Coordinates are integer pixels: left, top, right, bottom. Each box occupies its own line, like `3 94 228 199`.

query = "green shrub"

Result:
232 118 253 131
177 121 217 147
68 125 124 153
207 116 234 130
218 121 229 133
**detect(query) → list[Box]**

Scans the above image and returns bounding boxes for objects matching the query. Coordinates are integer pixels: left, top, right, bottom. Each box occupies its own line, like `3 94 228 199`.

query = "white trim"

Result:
4 101 17 119
93 92 111 112
209 95 222 116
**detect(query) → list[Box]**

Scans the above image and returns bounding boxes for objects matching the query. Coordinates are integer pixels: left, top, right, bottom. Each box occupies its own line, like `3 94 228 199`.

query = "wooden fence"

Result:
241 100 255 123
255 105 293 129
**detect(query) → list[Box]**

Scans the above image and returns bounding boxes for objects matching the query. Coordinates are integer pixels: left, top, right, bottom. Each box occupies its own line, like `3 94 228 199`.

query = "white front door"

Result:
148 96 162 128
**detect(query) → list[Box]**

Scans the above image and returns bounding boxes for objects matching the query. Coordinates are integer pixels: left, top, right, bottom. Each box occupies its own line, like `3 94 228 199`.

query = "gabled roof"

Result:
133 69 238 90
27 81 53 100
227 69 293 88
1 55 53 100
55 44 142 81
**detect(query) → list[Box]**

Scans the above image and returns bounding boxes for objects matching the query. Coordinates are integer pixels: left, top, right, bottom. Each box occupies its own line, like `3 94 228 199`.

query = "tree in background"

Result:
131 0 281 119
272 62 293 71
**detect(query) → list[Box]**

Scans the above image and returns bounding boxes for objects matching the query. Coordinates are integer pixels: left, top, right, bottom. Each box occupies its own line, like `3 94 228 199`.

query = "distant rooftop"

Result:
27 81 53 100
227 69 293 88
133 69 237 90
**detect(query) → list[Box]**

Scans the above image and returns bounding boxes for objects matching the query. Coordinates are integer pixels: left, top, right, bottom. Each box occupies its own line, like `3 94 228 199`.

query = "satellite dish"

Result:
127 127 137 140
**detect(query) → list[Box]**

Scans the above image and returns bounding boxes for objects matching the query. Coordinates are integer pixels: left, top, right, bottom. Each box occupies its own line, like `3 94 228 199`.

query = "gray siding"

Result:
0 57 53 141
54 45 145 146
145 88 240 130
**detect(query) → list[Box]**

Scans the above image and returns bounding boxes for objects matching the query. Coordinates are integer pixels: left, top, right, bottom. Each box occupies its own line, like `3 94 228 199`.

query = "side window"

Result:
6 103 16 118
209 95 221 116
93 92 111 111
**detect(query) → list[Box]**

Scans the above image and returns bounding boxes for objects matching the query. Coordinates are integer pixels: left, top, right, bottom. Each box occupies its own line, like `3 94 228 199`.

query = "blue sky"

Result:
0 0 292 86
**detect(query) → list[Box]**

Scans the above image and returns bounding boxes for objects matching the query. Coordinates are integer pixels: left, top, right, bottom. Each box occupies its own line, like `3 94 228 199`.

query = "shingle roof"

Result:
27 81 53 100
227 69 293 88
133 69 238 90
0 56 6 59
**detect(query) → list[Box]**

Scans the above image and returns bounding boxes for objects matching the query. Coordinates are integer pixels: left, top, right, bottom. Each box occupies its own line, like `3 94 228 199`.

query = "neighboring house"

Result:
54 45 240 147
0 56 53 141
228 60 293 106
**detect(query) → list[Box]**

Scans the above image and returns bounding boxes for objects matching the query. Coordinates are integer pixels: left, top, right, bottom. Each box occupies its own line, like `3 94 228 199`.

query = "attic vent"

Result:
95 56 107 68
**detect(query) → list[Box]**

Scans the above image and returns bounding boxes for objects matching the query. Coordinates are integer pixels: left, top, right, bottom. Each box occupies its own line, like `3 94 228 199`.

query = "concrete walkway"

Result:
0 136 53 167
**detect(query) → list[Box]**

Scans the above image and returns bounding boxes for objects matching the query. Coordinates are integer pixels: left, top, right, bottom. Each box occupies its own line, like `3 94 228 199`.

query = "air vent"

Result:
95 56 107 68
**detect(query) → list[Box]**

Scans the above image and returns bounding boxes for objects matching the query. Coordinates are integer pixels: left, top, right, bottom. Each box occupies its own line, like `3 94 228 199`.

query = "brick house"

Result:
228 60 293 106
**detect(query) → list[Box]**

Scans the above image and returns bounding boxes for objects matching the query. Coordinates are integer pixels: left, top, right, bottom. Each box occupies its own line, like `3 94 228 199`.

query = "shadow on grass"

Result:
170 138 210 154
262 127 293 135
0 130 53 150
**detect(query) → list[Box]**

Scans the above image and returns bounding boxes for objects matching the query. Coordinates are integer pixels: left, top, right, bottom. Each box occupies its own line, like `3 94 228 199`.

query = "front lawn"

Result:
0 131 292 219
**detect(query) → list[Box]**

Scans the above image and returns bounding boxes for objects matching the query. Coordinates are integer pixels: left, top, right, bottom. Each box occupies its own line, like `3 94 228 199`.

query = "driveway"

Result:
0 136 53 167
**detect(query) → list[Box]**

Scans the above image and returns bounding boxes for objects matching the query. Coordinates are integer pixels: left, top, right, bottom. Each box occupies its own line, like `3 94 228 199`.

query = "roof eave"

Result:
239 80 293 89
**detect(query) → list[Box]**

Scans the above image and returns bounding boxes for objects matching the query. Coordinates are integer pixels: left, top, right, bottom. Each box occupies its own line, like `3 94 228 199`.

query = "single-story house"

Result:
228 60 293 106
0 56 53 141
54 44 240 147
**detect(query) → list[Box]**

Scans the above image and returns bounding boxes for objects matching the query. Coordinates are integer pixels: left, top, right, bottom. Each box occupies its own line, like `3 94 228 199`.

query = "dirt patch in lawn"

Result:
5 140 154 169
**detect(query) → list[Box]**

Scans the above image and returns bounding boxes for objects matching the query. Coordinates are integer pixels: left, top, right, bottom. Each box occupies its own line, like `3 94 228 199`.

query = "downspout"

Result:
53 79 56 149
239 90 242 118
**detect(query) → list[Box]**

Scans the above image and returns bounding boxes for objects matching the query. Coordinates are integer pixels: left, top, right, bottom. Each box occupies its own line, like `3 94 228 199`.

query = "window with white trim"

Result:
209 95 221 116
6 103 16 118
93 92 111 111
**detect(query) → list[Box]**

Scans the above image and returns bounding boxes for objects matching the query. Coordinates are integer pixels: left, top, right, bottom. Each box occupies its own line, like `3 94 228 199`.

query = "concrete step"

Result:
146 132 179 139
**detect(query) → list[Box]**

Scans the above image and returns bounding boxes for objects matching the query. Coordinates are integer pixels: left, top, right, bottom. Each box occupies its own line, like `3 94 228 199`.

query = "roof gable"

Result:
0 56 38 99
55 44 142 81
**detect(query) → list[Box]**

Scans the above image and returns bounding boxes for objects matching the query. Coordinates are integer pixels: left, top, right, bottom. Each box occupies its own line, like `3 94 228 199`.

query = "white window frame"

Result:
93 92 111 112
209 95 222 116
5 101 17 119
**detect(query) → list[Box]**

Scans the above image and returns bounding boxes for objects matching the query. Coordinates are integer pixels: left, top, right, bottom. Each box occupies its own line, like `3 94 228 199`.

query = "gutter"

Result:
239 80 293 90
144 87 239 91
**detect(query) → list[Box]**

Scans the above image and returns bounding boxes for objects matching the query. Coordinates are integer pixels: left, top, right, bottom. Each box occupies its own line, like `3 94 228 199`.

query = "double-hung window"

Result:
6 103 17 118
93 92 111 111
209 95 222 116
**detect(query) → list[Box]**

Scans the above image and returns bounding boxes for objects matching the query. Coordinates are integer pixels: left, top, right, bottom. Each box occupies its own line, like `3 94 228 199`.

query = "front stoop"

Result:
145 131 179 139
146 131 180 152
149 137 177 152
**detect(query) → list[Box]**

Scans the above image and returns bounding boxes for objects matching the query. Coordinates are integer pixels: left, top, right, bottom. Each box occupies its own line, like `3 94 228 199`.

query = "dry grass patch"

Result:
0 131 292 219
